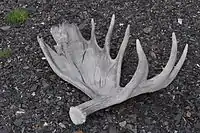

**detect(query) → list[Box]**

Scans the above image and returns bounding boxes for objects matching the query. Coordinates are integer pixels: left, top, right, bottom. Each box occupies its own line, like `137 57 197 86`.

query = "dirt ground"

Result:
0 0 200 133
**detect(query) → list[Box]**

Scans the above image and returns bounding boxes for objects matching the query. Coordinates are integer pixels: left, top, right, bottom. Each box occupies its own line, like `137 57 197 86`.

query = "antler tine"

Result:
131 32 178 96
115 25 130 85
91 18 102 51
147 32 177 91
162 44 188 88
123 39 148 96
105 14 115 57
149 32 177 89
91 18 95 39
136 39 149 81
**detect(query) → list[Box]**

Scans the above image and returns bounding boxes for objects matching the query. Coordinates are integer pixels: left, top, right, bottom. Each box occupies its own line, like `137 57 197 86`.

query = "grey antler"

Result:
37 14 188 125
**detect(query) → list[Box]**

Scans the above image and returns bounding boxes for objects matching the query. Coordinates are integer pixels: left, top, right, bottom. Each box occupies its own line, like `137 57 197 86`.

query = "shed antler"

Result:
37 14 188 125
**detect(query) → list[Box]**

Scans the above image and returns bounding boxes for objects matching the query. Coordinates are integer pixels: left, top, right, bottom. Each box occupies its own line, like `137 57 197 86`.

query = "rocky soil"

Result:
0 0 200 133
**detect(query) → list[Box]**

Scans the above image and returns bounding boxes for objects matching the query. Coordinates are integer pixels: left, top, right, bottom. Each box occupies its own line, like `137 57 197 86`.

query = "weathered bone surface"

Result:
37 14 188 125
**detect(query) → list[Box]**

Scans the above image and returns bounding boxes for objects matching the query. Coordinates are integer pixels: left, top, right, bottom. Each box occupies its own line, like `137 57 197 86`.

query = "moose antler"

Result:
37 14 188 125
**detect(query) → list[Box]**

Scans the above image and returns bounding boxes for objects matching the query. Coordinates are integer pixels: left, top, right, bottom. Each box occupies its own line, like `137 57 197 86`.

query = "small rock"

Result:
13 118 23 126
0 26 10 31
42 80 49 88
143 26 153 33
21 127 25 133
186 111 191 117
10 104 17 109
178 18 183 25
31 92 36 96
185 106 191 110
23 66 29 69
43 122 48 126
57 101 64 106
44 99 50 104
30 84 38 92
152 120 157 124
41 57 46 60
15 109 25 115
36 69 42 72
25 45 30 51
163 121 168 126
126 124 137 133
59 122 66 128
176 2 181 5
150 51 157 59
49 75 56 80
141 129 146 133
119 23 124 26
175 112 183 124
119 121 127 127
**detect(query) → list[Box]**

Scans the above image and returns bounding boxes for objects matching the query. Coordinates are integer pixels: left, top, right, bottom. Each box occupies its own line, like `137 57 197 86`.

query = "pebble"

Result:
150 51 157 59
30 84 38 92
119 120 127 127
119 23 124 26
41 57 46 60
31 92 36 96
23 66 29 69
16 110 25 115
126 124 137 133
143 26 153 33
42 80 49 88
43 122 48 126
59 122 66 128
178 18 183 25
36 69 42 72
13 118 23 126
186 111 191 117
57 101 64 106
44 99 50 104
163 121 169 126
175 112 183 124
0 26 10 31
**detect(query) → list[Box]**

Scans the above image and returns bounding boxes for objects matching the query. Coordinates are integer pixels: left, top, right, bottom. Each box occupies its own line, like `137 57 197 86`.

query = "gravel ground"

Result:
0 0 200 133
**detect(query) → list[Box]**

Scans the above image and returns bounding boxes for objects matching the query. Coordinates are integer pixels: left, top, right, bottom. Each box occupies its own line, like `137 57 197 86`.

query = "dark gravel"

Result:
0 0 200 133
